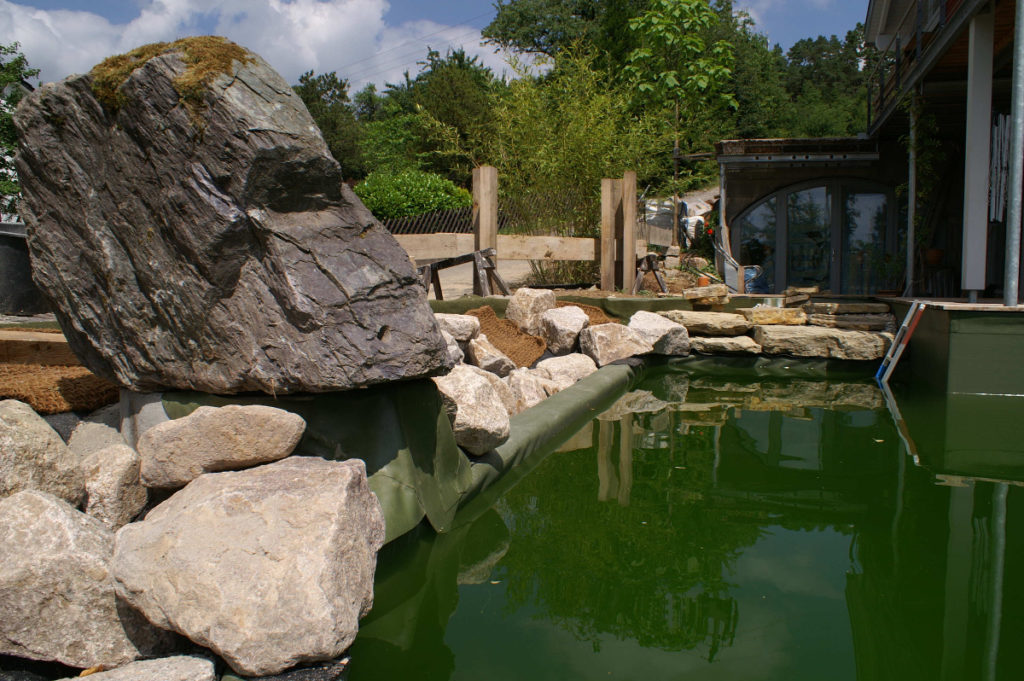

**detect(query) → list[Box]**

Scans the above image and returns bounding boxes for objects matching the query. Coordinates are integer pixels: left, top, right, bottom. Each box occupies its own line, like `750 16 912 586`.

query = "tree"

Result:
292 70 364 179
1 42 38 219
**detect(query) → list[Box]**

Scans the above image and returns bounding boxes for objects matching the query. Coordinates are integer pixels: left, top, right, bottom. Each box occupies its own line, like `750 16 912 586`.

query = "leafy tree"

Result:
293 70 365 179
353 168 471 219
1 42 38 219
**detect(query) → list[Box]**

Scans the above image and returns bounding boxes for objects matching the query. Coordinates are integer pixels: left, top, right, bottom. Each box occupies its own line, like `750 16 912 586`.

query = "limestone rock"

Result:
137 405 305 488
506 368 560 414
628 310 690 355
753 325 891 360
504 288 556 335
579 324 654 367
0 490 170 668
14 38 450 394
539 306 589 355
806 302 890 315
467 334 516 378
441 329 464 365
533 354 598 391
464 364 517 416
658 310 751 336
690 335 762 355
681 284 729 300
67 404 125 458
0 400 83 505
432 365 511 455
113 457 385 677
433 313 480 342
737 307 808 325
808 313 896 331
56 656 215 681
81 444 148 530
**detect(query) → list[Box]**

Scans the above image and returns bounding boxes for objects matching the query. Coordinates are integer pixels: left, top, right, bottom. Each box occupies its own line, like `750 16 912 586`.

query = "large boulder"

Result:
506 368 560 414
467 334 516 378
538 306 589 355
136 404 306 488
0 490 170 669
533 353 598 391
432 365 511 455
81 444 148 530
752 325 891 360
0 400 84 505
433 313 480 342
627 310 690 355
690 335 762 355
658 310 751 336
56 656 215 681
113 457 385 677
14 37 450 394
578 324 653 367
504 288 556 335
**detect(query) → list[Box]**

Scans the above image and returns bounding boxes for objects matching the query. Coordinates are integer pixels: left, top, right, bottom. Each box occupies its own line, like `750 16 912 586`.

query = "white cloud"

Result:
0 0 509 90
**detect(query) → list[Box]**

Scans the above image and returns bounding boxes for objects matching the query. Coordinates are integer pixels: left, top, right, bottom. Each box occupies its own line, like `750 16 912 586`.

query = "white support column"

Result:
961 11 995 298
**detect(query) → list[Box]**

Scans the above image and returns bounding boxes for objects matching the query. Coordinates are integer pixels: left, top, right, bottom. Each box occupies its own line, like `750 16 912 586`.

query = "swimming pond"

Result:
348 367 1024 680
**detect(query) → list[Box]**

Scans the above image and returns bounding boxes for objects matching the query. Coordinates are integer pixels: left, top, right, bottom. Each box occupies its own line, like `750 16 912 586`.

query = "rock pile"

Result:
0 398 385 678
14 37 450 395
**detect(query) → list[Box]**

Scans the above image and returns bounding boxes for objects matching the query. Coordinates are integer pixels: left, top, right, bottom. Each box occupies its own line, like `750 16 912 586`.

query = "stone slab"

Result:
753 325 891 360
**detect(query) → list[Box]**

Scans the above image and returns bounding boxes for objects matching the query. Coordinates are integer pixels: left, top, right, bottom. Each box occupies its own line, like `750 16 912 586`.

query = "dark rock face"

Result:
13 38 450 394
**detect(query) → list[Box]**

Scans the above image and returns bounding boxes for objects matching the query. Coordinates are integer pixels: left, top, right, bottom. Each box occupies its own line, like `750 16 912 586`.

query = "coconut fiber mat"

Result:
465 305 546 368
0 363 119 414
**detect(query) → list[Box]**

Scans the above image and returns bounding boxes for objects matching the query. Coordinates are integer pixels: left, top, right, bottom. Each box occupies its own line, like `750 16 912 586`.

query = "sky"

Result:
0 0 870 90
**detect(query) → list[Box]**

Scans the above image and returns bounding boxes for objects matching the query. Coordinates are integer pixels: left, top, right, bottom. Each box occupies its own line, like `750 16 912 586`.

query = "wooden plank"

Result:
395 233 475 261
0 330 80 366
600 178 620 291
621 171 637 293
473 166 499 296
495 234 599 261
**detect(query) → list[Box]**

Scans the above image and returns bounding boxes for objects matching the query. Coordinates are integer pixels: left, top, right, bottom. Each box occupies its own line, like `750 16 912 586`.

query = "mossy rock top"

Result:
90 35 255 114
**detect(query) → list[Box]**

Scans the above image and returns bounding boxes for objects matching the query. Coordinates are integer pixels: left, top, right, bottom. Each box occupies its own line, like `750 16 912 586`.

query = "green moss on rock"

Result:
90 36 255 117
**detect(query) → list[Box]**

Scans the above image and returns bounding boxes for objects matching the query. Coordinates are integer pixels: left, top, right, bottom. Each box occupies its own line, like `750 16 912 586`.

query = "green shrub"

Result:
353 169 471 219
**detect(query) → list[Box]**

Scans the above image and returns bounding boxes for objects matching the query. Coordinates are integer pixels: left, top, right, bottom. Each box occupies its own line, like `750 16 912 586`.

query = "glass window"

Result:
786 186 831 289
736 197 776 293
841 192 888 293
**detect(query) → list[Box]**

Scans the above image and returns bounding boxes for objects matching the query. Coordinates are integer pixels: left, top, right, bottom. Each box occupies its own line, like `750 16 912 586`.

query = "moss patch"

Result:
90 36 255 118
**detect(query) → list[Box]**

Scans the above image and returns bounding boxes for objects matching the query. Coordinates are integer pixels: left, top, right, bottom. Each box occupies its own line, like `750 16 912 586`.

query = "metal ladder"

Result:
876 301 927 384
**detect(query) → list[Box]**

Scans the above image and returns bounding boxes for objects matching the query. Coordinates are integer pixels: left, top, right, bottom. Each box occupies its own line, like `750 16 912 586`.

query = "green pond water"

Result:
348 368 1024 681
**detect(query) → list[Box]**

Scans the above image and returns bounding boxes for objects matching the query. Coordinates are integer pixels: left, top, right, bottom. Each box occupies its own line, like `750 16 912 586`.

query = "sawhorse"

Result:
418 248 511 300
631 253 668 294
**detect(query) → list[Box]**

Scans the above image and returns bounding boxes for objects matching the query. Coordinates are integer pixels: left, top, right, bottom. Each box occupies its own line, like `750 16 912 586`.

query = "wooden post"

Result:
621 171 637 292
472 166 498 296
600 178 622 291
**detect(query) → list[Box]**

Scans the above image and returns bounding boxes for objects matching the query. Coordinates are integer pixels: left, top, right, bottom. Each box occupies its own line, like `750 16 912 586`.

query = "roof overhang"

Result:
715 138 879 168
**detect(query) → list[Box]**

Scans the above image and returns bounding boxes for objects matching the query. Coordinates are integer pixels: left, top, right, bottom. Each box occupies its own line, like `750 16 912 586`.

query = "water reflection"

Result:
349 370 1023 681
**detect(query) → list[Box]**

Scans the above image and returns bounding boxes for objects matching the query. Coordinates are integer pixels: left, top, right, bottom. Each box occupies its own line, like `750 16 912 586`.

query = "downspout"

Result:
1004 0 1024 306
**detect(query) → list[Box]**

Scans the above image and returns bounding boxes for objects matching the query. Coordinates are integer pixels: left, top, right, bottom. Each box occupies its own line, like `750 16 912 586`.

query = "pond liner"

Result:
159 359 646 545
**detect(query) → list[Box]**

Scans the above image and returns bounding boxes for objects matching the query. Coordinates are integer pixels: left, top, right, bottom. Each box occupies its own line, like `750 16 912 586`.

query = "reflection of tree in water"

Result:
496 416 761 660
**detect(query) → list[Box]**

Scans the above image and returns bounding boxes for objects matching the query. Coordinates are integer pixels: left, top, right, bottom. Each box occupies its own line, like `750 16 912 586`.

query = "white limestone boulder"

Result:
136 404 306 488
441 329 464 364
533 353 599 391
464 364 517 416
68 404 126 458
467 333 516 378
56 656 215 681
113 457 384 677
658 310 751 336
504 288 556 335
628 310 691 355
753 325 892 360
690 336 762 355
0 490 170 669
0 400 84 505
433 365 511 455
81 444 148 531
506 368 561 414
579 324 654 367
433 313 480 342
538 306 589 355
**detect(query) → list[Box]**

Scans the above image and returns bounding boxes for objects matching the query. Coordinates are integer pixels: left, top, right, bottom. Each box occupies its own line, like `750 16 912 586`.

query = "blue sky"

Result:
1 1 870 88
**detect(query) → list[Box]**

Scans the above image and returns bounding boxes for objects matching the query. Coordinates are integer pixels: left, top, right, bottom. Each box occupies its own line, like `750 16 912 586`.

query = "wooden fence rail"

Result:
391 165 641 292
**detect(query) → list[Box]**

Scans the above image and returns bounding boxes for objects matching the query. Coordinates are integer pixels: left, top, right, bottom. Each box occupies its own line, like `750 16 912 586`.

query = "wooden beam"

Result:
495 235 600 261
601 178 622 290
395 233 475 261
473 166 499 296
0 330 80 366
621 171 638 292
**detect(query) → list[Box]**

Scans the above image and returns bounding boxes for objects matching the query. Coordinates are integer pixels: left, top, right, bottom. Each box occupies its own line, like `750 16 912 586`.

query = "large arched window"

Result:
732 179 902 295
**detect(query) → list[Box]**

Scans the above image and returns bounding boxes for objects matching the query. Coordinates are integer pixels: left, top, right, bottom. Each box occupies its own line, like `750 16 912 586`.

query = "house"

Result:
718 0 1024 306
